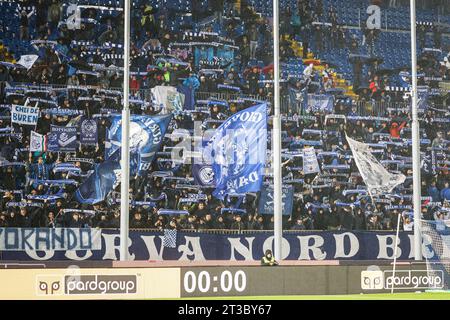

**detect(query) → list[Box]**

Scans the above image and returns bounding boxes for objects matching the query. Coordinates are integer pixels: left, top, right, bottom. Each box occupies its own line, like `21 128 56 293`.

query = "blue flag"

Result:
74 160 121 204
75 114 172 204
258 185 294 216
105 114 172 173
206 103 267 199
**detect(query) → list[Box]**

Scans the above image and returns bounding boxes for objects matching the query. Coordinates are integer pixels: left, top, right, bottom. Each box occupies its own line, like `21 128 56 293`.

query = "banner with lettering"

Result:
47 125 78 152
0 229 423 261
0 228 101 251
11 105 39 125
258 185 294 216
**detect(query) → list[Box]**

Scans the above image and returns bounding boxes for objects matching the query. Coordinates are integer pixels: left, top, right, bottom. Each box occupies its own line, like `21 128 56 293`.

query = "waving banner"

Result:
258 184 294 216
206 103 267 199
47 125 78 152
105 114 172 173
29 131 47 152
11 105 39 125
80 118 98 145
74 160 121 204
16 54 39 70
347 135 406 196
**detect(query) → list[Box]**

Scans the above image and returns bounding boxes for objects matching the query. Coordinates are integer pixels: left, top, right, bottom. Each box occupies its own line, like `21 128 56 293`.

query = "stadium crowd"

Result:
0 0 449 232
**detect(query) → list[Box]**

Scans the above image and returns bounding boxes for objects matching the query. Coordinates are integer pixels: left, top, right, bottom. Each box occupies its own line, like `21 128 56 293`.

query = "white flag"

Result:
303 147 320 174
16 55 39 70
346 135 406 196
151 86 185 114
30 131 47 152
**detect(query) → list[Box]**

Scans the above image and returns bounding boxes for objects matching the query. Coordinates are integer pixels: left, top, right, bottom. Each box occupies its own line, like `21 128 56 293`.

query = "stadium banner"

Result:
303 147 320 174
208 103 268 199
258 185 294 216
79 118 98 145
306 94 334 113
0 228 101 251
105 114 172 173
0 229 426 261
47 125 78 152
11 105 39 126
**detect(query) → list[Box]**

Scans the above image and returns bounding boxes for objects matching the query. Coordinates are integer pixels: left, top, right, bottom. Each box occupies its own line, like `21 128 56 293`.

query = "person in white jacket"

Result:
303 63 314 86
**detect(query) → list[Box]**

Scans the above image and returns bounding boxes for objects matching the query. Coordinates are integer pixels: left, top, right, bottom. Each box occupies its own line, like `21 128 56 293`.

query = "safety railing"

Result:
3 81 410 117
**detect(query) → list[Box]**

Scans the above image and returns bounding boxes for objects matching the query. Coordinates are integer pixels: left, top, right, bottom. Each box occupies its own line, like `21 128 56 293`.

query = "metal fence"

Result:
4 81 410 117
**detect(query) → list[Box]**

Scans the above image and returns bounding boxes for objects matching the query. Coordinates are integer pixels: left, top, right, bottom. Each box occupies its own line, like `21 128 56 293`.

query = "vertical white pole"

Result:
391 213 402 294
272 0 283 261
410 0 422 261
120 0 131 261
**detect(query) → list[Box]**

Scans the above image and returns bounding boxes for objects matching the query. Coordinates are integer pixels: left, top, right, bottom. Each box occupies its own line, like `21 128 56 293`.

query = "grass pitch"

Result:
183 292 450 300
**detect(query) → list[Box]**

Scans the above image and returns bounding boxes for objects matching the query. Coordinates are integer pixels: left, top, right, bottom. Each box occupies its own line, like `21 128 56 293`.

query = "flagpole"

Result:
410 0 422 261
272 0 283 261
120 0 131 261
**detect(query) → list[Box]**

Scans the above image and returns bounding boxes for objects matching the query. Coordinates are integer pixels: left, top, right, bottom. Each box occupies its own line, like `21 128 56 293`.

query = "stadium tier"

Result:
0 0 448 236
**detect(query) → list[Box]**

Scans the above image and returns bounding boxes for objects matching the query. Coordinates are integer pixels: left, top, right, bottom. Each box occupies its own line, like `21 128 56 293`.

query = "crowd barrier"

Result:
3 81 412 117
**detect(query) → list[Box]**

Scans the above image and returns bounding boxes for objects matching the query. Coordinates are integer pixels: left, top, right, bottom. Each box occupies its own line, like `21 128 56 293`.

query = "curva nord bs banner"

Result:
0 228 436 261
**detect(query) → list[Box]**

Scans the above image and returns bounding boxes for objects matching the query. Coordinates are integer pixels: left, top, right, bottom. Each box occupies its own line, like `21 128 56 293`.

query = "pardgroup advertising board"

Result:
0 267 180 300
178 264 443 297
0 228 435 261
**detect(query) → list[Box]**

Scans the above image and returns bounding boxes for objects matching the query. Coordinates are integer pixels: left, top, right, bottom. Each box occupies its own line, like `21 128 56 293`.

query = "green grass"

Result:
180 292 450 300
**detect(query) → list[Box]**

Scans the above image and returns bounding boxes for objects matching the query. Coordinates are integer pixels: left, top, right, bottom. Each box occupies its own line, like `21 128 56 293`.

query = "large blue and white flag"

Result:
105 114 172 173
205 103 267 199
74 160 121 204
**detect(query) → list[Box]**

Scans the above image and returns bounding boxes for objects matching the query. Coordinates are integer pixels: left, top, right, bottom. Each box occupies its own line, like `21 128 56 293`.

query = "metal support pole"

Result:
272 0 283 261
120 0 131 261
410 0 422 261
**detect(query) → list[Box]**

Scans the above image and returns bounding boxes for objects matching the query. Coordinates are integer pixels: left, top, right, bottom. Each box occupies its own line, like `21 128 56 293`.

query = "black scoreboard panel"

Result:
180 264 437 297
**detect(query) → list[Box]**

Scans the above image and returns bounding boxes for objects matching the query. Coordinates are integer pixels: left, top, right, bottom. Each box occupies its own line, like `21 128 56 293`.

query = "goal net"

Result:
420 219 450 291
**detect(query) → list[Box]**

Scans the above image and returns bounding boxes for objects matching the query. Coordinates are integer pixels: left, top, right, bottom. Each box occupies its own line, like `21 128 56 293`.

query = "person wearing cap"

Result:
260 249 278 266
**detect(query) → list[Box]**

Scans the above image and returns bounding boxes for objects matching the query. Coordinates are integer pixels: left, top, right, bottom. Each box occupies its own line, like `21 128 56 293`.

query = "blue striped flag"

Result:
163 229 178 248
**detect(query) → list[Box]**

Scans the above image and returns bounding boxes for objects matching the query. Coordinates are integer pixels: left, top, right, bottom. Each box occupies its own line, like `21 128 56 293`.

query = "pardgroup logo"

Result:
65 275 137 295
384 270 444 290
361 270 384 290
36 274 138 296
361 270 445 290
